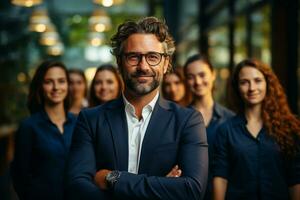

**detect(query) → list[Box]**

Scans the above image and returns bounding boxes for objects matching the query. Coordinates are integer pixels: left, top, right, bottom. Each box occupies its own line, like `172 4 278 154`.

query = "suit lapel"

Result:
105 97 129 171
138 97 172 174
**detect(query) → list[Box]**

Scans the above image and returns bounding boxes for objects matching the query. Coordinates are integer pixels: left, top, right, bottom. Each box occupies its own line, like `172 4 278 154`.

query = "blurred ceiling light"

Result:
40 32 59 46
39 24 60 46
90 38 102 46
93 0 124 7
102 0 113 7
34 24 46 32
47 43 64 56
17 72 27 83
88 32 105 46
11 0 43 7
89 9 111 32
84 67 97 82
29 9 50 32
95 24 106 32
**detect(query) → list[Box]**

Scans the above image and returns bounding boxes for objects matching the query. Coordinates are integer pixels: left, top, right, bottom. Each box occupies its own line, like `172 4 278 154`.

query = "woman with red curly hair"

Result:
212 58 300 200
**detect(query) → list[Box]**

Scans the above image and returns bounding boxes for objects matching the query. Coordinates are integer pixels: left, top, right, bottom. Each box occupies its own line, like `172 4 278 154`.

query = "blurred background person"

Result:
89 64 123 107
162 67 191 106
10 60 77 200
68 69 88 115
184 54 234 200
213 58 300 200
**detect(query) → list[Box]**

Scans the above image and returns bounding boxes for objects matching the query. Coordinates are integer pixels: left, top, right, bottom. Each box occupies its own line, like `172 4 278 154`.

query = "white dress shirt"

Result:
123 92 159 174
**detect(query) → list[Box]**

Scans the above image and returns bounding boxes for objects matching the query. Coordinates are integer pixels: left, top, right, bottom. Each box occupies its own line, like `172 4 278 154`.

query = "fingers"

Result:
166 165 182 177
175 169 182 177
94 169 111 190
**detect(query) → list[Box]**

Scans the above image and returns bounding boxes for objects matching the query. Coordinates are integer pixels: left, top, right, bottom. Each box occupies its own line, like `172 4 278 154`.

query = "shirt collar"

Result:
122 91 159 117
213 103 222 118
232 114 247 126
39 109 75 124
188 102 222 118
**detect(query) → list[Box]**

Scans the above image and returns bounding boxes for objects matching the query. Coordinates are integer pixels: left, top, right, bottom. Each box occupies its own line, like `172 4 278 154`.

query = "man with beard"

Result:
66 17 208 200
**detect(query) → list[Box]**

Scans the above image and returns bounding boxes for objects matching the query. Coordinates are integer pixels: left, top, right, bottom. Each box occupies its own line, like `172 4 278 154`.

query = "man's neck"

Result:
124 88 159 119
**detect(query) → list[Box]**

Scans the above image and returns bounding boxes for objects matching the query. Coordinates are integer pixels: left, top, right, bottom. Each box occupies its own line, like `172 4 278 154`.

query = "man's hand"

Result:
94 169 111 190
166 165 182 177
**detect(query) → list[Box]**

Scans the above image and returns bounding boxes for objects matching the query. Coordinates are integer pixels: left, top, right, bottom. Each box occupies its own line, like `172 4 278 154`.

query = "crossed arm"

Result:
94 165 182 189
66 110 208 200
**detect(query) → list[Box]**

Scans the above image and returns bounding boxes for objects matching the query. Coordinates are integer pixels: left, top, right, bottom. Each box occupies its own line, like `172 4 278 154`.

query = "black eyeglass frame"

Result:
122 51 169 66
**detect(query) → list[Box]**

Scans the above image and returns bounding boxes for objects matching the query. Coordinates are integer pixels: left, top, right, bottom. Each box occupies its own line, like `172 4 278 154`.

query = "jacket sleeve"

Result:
65 110 110 200
113 110 208 200
10 120 33 200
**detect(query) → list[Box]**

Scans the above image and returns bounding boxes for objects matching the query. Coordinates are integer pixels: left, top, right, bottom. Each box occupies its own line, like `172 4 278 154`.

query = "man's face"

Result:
120 33 169 96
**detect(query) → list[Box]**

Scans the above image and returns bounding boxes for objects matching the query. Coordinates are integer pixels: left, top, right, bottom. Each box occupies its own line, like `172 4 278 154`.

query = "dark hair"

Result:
162 67 192 106
89 64 124 107
111 16 175 72
183 54 214 76
230 58 300 156
27 60 70 114
68 69 88 97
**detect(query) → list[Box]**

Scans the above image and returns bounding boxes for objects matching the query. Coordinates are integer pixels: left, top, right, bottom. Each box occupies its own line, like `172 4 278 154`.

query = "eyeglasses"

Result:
123 52 168 66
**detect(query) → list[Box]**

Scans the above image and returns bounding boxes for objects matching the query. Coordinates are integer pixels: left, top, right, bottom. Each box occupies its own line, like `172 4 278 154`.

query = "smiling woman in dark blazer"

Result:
10 60 77 200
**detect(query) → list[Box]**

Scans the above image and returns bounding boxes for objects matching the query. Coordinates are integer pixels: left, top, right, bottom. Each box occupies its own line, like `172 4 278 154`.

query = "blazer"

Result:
66 96 208 200
10 110 76 200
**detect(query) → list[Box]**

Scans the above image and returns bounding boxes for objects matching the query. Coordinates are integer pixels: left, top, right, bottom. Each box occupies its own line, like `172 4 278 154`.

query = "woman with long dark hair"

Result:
10 60 77 200
213 58 300 200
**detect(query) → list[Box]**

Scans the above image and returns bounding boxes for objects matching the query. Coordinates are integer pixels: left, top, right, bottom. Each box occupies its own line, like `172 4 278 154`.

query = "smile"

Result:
247 94 259 98
136 76 153 82
133 74 154 77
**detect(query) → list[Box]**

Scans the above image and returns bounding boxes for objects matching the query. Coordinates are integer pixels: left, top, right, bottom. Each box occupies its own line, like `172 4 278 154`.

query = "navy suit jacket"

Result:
66 96 208 200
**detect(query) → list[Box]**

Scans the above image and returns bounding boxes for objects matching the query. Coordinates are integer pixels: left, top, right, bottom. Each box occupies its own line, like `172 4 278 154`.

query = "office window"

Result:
208 26 229 68
251 5 271 65
234 16 247 64
208 26 230 104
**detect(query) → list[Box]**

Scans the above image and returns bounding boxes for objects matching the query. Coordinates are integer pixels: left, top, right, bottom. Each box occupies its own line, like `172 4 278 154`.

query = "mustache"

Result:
131 69 155 77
